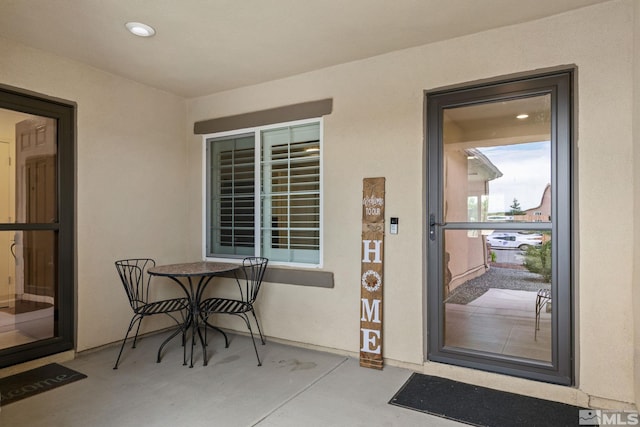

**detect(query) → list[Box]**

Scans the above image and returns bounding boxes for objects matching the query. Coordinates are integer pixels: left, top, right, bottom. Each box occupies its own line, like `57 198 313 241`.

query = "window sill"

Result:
218 266 334 288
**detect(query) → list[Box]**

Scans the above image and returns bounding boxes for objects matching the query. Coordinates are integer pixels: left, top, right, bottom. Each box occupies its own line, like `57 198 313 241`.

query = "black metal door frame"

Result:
0 84 75 367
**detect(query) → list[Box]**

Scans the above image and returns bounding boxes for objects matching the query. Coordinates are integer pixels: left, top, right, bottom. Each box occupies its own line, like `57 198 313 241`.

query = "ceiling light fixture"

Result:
516 113 529 119
125 22 156 37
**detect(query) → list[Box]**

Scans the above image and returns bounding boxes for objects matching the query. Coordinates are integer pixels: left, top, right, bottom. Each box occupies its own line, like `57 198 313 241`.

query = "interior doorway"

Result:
0 140 14 311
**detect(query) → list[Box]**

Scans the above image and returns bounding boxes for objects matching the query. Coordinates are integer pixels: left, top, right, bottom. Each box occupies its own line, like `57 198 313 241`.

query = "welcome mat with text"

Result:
389 373 590 427
0 363 86 406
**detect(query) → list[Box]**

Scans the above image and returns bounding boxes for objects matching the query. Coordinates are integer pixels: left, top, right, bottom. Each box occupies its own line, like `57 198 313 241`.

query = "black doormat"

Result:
0 363 86 406
389 373 591 427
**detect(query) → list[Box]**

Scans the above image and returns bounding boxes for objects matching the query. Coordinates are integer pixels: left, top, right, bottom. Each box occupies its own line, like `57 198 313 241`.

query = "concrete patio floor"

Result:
0 331 465 426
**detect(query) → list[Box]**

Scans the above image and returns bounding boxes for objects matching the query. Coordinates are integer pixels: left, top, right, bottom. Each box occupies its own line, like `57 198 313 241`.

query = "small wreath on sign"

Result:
361 270 382 293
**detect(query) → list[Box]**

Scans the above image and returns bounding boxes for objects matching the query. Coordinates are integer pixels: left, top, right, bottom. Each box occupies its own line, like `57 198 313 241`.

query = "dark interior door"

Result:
24 155 56 297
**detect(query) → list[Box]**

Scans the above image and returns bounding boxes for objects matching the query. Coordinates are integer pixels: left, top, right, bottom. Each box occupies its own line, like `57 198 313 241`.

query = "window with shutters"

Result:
204 119 321 266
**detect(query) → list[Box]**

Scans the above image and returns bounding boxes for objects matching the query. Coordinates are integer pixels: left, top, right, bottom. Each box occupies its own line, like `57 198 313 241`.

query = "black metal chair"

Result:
535 288 552 340
113 258 190 369
199 257 268 366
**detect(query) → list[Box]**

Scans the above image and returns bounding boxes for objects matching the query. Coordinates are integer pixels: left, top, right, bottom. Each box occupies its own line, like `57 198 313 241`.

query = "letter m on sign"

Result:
361 298 381 323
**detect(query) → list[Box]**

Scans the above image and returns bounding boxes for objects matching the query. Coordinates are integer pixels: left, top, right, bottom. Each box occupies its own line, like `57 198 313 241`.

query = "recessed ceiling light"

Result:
516 114 529 119
125 22 156 37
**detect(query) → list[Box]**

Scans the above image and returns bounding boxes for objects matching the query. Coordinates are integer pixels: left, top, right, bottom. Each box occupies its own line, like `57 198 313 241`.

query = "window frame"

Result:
202 117 323 268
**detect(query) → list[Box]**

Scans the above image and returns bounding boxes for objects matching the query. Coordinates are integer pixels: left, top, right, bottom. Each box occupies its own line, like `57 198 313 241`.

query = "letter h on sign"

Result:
362 240 382 264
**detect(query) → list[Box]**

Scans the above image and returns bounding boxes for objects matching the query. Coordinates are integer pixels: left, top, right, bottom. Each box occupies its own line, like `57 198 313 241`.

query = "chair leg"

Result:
113 316 140 369
202 319 209 365
241 314 262 366
132 316 144 348
250 309 266 345
534 292 546 340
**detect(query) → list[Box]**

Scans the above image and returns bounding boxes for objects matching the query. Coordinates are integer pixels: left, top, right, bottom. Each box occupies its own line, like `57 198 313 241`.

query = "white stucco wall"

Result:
0 37 188 350
187 0 636 406
632 0 640 412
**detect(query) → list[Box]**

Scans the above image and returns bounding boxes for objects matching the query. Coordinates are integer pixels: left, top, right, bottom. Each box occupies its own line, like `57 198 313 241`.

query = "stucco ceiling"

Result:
0 0 611 98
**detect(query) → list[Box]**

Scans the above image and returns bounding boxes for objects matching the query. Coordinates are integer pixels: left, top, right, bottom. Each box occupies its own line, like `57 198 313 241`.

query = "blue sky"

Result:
479 141 550 213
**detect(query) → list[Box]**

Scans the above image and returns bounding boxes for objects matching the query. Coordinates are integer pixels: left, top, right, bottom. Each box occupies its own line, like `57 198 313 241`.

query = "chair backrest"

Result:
235 257 268 304
115 258 155 310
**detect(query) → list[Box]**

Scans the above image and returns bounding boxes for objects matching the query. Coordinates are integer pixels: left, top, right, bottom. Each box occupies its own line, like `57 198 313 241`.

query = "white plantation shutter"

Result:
208 135 255 256
261 123 320 263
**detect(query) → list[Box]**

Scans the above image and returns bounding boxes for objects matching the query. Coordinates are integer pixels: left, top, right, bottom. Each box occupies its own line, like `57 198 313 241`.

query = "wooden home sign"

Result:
360 177 385 369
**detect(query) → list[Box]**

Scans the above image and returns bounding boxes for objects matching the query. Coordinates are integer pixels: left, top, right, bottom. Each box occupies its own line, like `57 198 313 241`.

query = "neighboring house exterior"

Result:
443 148 502 294
517 183 552 223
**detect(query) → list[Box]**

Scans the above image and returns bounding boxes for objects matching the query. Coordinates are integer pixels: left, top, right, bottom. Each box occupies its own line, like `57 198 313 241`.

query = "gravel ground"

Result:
445 266 550 305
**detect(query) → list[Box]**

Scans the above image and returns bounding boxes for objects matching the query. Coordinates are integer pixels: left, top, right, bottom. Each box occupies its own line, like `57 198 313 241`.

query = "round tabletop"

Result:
147 261 239 277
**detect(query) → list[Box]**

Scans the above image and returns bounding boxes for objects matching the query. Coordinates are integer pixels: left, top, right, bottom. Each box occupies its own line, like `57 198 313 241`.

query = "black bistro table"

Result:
148 261 239 368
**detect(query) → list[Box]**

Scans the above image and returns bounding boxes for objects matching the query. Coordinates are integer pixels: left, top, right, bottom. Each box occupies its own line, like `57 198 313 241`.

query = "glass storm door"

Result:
0 86 74 368
426 71 573 384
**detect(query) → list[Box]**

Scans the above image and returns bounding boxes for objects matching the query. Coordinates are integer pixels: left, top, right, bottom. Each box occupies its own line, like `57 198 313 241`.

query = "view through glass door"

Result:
0 110 57 350
0 86 74 367
427 72 572 384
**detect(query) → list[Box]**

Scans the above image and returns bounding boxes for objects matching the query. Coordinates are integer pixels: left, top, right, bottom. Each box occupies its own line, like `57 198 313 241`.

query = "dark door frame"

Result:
0 84 75 368
425 69 574 385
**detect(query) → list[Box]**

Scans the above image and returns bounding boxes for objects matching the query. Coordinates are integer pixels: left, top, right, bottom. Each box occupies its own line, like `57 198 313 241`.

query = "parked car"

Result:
486 232 543 250
486 215 514 222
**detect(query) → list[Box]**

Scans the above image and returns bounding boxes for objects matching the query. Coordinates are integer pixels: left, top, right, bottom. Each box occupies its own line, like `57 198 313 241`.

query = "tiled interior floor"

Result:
445 288 552 361
0 331 466 427
0 306 54 350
